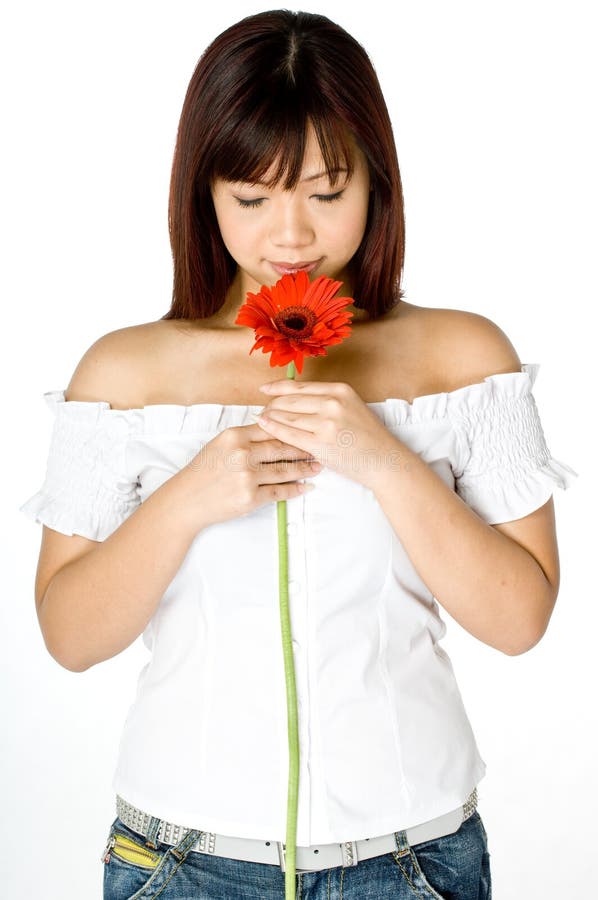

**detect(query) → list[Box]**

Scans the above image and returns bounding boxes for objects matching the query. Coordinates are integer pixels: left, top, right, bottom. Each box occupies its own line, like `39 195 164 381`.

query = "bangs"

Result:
210 110 356 190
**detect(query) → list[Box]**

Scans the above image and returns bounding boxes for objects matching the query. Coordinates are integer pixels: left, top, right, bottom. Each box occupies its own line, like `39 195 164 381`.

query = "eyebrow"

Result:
248 167 350 186
301 167 349 183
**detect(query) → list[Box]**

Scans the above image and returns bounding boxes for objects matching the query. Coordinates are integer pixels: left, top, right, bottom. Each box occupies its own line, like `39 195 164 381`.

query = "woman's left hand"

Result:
256 380 405 489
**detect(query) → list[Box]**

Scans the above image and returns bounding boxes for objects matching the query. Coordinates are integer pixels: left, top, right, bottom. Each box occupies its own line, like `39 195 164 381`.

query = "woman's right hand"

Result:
175 424 323 529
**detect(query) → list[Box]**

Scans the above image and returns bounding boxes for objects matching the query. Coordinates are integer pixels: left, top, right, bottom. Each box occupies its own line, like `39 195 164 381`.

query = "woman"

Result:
20 10 577 899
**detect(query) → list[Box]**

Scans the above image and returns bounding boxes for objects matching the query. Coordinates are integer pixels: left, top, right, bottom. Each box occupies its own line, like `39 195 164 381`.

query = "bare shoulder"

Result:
412 305 523 390
64 319 167 409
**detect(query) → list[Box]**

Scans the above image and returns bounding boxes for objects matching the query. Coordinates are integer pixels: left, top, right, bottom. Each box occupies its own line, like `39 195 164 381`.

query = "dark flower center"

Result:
274 305 317 339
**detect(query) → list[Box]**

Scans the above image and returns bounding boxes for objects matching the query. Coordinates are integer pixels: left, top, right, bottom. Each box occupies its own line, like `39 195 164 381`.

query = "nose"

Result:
269 195 316 250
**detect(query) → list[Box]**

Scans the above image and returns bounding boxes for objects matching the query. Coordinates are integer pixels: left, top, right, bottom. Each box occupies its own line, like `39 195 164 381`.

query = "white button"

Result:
287 522 298 535
288 580 300 592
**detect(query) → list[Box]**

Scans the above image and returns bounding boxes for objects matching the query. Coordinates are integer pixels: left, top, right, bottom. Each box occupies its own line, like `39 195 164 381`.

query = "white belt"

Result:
112 788 478 874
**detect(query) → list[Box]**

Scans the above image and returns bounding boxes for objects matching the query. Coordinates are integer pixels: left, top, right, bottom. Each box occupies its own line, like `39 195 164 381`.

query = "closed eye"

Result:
235 191 345 209
316 191 344 204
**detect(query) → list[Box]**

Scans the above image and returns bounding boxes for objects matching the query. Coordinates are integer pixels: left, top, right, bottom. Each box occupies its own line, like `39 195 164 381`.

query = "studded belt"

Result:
113 788 478 874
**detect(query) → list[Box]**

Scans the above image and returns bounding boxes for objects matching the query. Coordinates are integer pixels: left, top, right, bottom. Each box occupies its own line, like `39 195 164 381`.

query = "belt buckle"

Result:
276 841 312 873
277 841 287 872
278 838 358 873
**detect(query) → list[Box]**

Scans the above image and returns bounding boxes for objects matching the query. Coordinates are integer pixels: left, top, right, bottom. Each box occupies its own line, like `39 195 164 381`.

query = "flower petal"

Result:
234 270 355 372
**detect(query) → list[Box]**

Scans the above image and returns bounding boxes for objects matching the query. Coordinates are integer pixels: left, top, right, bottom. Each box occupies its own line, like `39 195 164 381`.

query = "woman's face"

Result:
210 122 371 310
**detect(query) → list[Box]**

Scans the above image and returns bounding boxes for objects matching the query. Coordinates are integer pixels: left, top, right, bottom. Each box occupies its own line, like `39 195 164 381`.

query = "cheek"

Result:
336 204 369 255
216 212 255 259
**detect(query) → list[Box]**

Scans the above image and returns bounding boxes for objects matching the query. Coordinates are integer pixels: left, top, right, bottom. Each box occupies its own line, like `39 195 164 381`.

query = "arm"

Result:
39 470 202 672
369 314 560 656
35 327 204 672
370 443 558 655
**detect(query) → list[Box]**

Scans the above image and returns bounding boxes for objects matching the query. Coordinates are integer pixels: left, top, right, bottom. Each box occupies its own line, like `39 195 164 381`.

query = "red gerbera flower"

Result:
233 270 355 374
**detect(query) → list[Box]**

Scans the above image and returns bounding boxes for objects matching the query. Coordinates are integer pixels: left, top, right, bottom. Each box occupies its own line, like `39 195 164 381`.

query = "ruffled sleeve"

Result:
450 364 579 525
19 391 142 541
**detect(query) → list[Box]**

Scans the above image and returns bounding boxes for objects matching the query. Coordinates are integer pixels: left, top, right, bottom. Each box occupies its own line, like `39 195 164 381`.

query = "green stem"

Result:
278 358 299 897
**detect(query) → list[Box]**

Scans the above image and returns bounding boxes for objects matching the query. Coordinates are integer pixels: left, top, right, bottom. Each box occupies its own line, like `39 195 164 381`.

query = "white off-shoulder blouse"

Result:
19 363 578 845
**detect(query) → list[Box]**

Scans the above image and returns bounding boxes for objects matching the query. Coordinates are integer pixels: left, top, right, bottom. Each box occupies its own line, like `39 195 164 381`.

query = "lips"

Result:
269 259 322 275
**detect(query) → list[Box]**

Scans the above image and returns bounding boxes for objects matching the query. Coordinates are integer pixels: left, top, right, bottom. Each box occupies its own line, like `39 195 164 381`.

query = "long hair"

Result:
163 9 406 321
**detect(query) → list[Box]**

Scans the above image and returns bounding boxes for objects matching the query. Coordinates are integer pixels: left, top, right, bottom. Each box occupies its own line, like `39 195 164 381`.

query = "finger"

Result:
254 443 316 464
258 458 321 483
264 393 322 414
256 413 318 453
245 424 316 460
259 408 318 433
247 422 280 442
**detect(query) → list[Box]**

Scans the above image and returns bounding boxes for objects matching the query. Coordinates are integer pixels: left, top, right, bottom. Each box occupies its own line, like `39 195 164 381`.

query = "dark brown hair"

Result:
162 9 406 322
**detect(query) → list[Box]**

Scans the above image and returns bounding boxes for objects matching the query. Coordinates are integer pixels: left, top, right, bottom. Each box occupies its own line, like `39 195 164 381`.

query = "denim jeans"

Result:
102 808 491 899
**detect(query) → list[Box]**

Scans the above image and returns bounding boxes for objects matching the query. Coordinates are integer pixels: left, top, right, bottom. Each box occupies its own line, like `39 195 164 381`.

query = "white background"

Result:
3 2 595 897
